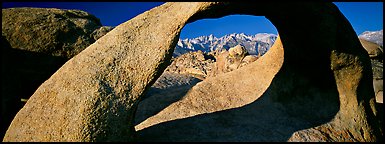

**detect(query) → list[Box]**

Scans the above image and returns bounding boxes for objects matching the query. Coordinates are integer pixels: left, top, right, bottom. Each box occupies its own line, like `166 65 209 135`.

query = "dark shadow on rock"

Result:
1 36 68 140
135 3 344 141
376 103 383 134
134 64 340 141
134 78 202 126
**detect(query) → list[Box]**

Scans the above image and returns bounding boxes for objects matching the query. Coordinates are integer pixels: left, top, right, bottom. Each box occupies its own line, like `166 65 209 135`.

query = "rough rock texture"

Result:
135 36 285 140
359 37 383 134
166 50 215 79
359 38 383 60
4 2 382 142
150 71 201 90
2 8 103 59
377 91 383 103
226 45 248 71
359 38 383 104
372 60 383 80
1 36 69 140
91 26 114 40
359 39 383 104
209 44 258 77
3 3 204 142
239 55 259 68
135 72 202 126
1 8 114 140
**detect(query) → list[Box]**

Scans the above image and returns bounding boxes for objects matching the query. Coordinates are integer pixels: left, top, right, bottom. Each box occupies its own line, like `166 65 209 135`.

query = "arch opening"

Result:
133 2 379 141
134 14 279 131
133 8 342 141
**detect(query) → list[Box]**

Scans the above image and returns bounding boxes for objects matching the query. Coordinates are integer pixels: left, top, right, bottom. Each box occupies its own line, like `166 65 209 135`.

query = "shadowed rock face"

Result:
1 36 68 140
1 8 114 140
3 2 382 142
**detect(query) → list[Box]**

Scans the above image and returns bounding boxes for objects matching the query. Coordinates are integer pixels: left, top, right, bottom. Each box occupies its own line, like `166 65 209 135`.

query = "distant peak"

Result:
358 29 383 46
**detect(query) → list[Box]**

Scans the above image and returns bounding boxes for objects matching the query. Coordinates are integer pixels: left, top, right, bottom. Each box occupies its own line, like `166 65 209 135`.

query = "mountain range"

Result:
174 33 277 57
359 29 383 47
174 29 383 57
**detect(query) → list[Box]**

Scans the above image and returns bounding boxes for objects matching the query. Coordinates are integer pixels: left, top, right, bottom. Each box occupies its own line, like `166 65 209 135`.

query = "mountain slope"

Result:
174 33 277 57
359 29 383 46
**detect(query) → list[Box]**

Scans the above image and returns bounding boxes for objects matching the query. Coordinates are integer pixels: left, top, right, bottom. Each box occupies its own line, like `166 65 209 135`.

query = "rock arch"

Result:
3 2 382 142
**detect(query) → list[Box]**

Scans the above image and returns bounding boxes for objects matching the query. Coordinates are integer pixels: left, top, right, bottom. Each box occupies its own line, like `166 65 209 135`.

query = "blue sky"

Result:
2 2 383 39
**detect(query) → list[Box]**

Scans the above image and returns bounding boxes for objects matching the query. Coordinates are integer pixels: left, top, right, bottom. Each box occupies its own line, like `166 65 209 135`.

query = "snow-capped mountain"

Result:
174 33 277 57
359 29 383 46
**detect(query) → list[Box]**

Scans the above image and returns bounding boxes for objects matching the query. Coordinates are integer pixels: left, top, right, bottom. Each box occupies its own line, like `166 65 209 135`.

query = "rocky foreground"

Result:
2 2 383 142
135 36 383 142
1 8 113 140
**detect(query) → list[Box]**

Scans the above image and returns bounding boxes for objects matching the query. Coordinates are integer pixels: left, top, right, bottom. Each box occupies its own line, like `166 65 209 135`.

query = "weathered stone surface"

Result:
209 44 258 77
135 2 381 142
210 49 230 76
166 50 215 79
1 36 69 140
359 39 383 104
161 45 258 81
150 71 201 90
376 91 383 103
226 44 248 71
1 8 114 140
91 26 114 40
135 35 285 137
135 71 202 126
3 3 205 142
240 55 259 68
359 38 383 60
4 2 382 142
2 8 102 59
372 60 383 79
